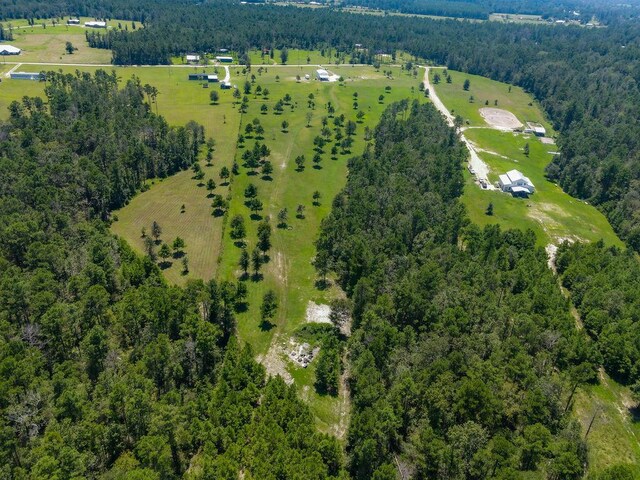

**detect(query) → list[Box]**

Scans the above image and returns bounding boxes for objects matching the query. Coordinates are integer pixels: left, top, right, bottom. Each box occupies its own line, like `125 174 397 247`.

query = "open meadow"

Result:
433 68 622 248
2 18 138 64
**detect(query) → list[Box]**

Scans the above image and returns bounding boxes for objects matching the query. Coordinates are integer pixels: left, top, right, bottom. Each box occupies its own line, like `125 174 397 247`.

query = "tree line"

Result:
315 101 624 478
556 241 640 388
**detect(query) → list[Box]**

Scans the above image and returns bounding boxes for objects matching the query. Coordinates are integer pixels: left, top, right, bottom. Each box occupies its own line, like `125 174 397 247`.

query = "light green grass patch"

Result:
434 69 551 130
573 373 640 476
7 31 111 64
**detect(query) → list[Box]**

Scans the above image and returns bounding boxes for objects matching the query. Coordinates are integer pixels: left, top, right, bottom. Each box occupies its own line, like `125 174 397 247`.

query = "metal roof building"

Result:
0 45 21 55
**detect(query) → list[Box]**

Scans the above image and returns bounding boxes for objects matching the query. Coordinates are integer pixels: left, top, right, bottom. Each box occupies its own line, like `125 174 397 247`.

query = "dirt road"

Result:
423 66 495 189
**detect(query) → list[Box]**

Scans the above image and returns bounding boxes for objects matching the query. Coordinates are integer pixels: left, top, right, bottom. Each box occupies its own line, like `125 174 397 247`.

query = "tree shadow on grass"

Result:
250 213 263 221
313 165 323 170
212 208 225 217
234 240 247 249
261 175 273 181
259 319 275 332
251 273 263 282
159 261 173 270
315 278 330 290
234 301 249 313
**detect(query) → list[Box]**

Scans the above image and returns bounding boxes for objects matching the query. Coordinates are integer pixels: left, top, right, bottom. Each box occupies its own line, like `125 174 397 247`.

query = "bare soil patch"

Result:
540 136 556 144
305 301 332 324
479 107 523 130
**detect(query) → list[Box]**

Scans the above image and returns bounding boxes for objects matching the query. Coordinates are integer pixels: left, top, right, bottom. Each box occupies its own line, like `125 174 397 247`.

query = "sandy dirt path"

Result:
423 67 495 189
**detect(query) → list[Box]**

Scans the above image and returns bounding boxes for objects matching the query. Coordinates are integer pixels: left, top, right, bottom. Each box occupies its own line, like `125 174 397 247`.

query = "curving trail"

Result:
423 66 495 189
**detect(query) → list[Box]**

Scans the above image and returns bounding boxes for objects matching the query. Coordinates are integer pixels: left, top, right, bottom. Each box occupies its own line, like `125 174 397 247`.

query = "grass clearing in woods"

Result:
461 128 623 247
433 68 551 130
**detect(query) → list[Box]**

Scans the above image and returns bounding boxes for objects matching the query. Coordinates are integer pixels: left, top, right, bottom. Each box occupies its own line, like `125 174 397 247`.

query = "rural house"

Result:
498 169 535 195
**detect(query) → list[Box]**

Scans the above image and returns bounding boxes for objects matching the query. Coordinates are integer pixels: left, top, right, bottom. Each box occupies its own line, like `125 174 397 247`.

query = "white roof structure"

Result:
499 169 535 195
0 44 21 55
316 69 330 81
186 54 200 62
85 21 107 28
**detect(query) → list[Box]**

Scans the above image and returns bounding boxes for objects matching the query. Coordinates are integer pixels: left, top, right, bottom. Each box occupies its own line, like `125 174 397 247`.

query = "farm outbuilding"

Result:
188 73 207 81
316 69 330 81
186 54 200 63
216 56 233 63
10 72 43 81
84 21 107 28
0 45 21 55
67 18 80 25
498 169 535 195
524 122 546 137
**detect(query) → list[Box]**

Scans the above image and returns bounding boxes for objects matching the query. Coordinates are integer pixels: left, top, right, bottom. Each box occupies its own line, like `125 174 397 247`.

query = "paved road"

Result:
422 66 495 189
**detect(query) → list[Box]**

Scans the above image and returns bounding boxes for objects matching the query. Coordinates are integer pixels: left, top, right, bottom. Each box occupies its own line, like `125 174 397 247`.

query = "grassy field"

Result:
2 17 140 29
433 69 551 131
462 128 622 246
432 69 622 248
0 63 243 281
6 31 112 64
574 372 640 476
1 17 139 65
210 64 423 428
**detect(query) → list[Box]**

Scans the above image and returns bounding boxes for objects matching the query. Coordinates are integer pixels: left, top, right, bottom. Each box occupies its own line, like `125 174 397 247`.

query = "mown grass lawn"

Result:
434 68 552 130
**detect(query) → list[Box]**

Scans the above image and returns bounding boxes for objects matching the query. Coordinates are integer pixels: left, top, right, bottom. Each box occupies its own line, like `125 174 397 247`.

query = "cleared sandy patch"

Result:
480 107 523 130
540 136 555 144
306 301 332 324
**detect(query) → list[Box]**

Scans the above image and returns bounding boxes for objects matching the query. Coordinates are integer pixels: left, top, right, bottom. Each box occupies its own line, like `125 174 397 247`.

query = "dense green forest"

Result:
316 101 611 478
556 242 640 387
0 71 344 478
339 0 595 21
76 2 640 252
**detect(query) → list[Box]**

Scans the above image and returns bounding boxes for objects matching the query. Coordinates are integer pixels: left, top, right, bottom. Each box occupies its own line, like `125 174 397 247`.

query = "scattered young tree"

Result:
261 161 273 178
295 155 306 171
257 219 272 254
313 153 322 168
281 120 289 132
244 183 258 199
277 208 288 228
230 214 246 242
260 290 278 325
158 243 172 265
219 166 230 184
524 143 530 157
463 78 471 91
151 221 162 243
144 236 156 260
172 237 186 256
378 94 385 103
251 247 262 277
206 178 216 193
312 190 321 206
247 198 263 216
280 48 289 65
296 204 306 219
181 256 189 274
486 202 494 216
65 41 76 54
239 249 250 277
210 90 219 104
